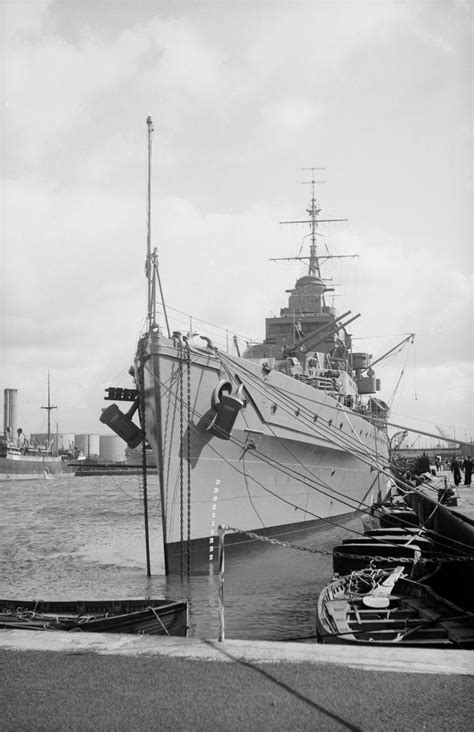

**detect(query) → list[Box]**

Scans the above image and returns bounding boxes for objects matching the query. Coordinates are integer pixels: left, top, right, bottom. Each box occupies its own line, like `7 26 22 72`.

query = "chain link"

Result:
137 361 151 576
178 347 184 577
186 346 192 576
222 526 474 563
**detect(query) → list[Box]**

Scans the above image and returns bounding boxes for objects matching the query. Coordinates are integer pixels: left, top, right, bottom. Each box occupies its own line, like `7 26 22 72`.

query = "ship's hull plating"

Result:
139 333 391 573
0 456 73 481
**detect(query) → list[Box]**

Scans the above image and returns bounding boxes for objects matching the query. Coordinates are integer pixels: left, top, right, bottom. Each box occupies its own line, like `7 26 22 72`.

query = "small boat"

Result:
0 598 188 636
370 500 419 529
332 534 434 574
364 527 425 538
317 566 474 647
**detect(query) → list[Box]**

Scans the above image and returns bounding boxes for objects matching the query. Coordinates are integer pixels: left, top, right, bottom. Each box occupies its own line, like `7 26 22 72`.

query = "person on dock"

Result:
450 456 462 486
462 456 472 487
435 455 442 471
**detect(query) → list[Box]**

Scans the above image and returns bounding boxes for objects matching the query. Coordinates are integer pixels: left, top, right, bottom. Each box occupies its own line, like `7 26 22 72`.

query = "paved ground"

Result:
2 481 473 730
1 632 473 731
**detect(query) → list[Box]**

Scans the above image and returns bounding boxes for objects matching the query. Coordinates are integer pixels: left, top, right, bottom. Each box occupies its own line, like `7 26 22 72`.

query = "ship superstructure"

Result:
241 176 387 419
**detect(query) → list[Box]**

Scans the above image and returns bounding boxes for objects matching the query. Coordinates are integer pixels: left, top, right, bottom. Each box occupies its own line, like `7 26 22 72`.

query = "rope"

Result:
222 526 474 563
149 606 170 635
217 352 401 506
141 359 474 556
219 351 392 473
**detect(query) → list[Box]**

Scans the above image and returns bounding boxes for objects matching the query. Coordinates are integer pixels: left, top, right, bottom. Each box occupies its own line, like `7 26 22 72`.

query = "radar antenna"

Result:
275 168 353 277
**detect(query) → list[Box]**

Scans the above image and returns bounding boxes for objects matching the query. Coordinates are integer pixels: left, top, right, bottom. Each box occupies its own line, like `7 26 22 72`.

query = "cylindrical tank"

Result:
75 433 100 458
88 434 100 457
99 434 126 463
3 389 18 439
352 353 371 370
56 433 75 451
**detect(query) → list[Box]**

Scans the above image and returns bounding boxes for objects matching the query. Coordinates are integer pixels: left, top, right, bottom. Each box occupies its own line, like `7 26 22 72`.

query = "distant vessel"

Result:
0 383 73 481
102 119 398 574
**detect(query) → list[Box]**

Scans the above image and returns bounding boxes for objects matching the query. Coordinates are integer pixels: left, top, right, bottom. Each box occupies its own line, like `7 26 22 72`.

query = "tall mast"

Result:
144 116 171 338
41 371 57 446
278 168 349 277
306 175 323 277
146 116 154 329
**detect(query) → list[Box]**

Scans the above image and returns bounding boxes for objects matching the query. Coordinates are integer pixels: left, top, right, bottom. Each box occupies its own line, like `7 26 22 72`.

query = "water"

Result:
0 474 360 641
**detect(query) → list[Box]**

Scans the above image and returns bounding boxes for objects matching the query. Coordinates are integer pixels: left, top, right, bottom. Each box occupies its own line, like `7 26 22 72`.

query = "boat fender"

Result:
211 380 233 411
209 392 244 440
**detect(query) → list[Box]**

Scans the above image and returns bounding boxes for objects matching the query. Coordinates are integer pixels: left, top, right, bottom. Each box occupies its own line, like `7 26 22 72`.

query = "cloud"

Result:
1 0 472 439
258 98 322 144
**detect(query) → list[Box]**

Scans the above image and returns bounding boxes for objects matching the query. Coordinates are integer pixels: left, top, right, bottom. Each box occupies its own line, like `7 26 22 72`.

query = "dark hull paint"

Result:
0 598 188 636
0 457 74 480
165 510 359 574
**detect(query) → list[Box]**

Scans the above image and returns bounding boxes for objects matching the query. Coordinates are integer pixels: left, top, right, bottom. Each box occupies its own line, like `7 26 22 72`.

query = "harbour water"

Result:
0 474 361 641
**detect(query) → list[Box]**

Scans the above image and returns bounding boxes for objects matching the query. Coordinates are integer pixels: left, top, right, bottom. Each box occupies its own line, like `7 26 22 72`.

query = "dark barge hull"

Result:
0 598 188 636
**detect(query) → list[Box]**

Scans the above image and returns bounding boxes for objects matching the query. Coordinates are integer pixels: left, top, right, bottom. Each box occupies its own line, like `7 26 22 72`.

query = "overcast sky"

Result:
1 0 472 447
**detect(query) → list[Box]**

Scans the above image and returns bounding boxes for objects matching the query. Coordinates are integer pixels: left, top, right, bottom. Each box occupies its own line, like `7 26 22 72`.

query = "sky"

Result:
1 0 472 448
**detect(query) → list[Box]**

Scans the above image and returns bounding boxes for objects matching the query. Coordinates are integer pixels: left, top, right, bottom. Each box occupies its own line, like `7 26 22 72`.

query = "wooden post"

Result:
218 525 226 642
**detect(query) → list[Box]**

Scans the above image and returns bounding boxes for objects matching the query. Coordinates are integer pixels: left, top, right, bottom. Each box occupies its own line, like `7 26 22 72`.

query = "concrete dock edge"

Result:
0 630 472 675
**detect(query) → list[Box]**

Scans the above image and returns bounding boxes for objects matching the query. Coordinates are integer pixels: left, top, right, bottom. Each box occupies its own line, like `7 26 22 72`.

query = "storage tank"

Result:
56 433 75 451
99 434 126 463
75 433 100 458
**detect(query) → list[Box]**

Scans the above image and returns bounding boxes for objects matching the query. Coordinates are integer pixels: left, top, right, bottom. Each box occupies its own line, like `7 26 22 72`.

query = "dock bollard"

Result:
218 525 226 641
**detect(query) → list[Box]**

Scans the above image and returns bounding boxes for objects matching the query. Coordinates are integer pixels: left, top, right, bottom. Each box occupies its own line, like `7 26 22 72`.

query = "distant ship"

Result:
102 119 396 574
1 384 73 481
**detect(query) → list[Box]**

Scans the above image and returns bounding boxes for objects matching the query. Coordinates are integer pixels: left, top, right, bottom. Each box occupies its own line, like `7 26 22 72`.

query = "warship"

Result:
102 119 395 574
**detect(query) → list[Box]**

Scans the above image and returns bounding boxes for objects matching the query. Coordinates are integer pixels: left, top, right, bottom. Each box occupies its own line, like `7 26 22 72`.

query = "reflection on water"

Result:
0 475 360 641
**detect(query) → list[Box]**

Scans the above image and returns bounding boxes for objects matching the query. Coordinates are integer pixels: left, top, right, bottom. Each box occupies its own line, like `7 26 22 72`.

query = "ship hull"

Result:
138 332 392 574
0 456 73 481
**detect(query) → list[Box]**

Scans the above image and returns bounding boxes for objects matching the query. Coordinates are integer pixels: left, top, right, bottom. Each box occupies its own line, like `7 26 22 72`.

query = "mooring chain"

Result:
137 362 151 576
332 549 474 564
178 346 184 578
222 526 332 556
186 345 192 576
222 526 474 563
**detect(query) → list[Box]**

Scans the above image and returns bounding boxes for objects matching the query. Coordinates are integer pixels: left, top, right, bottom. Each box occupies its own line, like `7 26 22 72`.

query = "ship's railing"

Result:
295 373 342 392
153 302 263 356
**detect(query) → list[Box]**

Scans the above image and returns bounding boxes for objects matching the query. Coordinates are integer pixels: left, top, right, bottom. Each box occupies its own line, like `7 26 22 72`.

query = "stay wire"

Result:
143 358 474 555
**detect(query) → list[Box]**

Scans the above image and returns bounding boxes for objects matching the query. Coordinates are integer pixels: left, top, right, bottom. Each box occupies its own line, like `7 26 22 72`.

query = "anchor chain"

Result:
186 346 192 575
137 363 151 576
221 526 474 563
178 346 184 577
